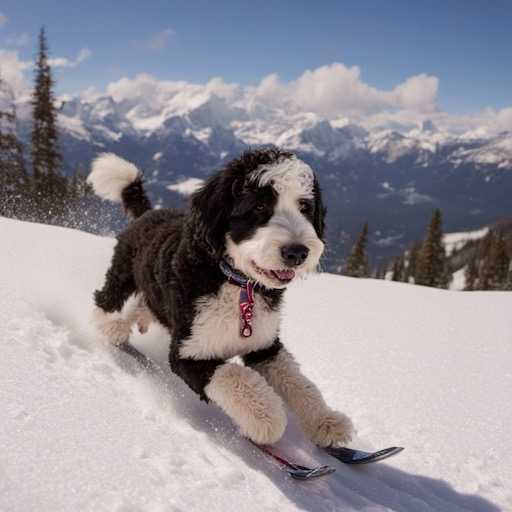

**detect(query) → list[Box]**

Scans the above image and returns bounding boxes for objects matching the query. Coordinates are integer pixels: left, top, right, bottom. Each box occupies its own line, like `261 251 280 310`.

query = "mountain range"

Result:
17 87 512 270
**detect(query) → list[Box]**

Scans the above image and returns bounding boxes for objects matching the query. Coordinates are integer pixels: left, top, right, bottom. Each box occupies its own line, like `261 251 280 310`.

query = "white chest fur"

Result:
179 282 280 360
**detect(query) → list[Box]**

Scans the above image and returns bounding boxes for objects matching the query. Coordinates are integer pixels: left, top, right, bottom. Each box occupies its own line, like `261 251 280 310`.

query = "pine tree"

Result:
404 241 421 283
416 209 451 288
478 231 508 290
464 255 479 291
375 262 387 280
391 256 405 282
478 231 495 290
485 232 510 290
0 76 28 218
30 27 65 220
505 267 512 291
68 164 92 200
344 222 370 277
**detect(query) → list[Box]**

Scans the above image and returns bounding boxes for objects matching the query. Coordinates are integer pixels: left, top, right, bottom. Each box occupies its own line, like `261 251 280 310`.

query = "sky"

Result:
0 0 511 128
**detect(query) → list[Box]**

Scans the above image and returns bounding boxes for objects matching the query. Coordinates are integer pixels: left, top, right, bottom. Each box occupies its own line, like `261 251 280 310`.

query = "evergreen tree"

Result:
505 267 512 291
391 256 405 281
0 76 28 218
416 209 451 288
464 255 479 291
30 27 65 219
477 232 494 290
493 233 509 287
404 241 421 283
375 262 387 280
344 222 370 277
486 232 510 290
68 164 91 200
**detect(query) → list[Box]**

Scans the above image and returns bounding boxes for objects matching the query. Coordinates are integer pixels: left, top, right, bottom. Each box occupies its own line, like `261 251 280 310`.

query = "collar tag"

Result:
239 281 255 338
220 259 256 338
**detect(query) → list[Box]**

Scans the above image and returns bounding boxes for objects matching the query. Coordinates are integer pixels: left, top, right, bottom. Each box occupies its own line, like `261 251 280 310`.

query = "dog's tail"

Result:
87 153 151 219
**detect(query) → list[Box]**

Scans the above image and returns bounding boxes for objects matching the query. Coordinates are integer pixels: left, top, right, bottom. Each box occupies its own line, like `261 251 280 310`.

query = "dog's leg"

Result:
92 240 136 345
245 344 354 447
205 363 287 445
132 296 156 334
169 347 286 444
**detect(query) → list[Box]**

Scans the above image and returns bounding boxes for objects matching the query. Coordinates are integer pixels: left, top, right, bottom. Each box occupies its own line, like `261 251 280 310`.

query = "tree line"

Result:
342 209 512 291
462 230 511 290
0 27 91 223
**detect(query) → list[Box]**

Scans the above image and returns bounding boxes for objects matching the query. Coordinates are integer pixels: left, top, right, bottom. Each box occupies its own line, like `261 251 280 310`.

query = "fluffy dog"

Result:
88 148 354 446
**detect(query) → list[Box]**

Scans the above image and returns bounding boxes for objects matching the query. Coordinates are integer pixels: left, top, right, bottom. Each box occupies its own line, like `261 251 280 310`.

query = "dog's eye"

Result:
254 203 267 213
298 199 313 214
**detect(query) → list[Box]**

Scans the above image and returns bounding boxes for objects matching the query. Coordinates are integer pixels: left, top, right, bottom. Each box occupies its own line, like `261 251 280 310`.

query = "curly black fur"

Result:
94 148 325 400
121 177 152 219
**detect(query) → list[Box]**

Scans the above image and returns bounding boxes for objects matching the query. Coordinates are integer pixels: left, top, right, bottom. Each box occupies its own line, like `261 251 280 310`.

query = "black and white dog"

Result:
88 148 354 447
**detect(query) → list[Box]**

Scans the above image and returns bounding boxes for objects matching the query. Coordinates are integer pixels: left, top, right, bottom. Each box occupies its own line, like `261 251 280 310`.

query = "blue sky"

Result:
0 0 511 113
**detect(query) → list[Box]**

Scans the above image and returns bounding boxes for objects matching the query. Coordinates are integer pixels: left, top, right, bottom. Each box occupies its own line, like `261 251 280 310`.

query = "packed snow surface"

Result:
2 217 511 512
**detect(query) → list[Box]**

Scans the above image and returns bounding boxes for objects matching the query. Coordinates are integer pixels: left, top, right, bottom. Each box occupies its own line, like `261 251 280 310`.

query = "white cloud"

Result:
246 63 439 119
4 32 30 47
0 45 93 102
0 48 508 139
107 73 238 108
49 47 92 68
0 50 31 98
143 28 175 51
79 85 102 102
292 63 391 116
392 74 438 113
0 13 8 27
100 63 512 137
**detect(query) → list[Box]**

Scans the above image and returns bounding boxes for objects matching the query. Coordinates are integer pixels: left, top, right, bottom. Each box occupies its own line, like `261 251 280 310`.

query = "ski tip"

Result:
325 445 405 464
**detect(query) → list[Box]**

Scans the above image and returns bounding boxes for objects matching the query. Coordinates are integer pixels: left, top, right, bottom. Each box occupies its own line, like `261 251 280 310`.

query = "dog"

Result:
87 148 354 447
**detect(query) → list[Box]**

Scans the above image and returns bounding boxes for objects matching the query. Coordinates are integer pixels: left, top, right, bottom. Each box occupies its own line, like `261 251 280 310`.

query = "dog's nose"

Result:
281 244 309 267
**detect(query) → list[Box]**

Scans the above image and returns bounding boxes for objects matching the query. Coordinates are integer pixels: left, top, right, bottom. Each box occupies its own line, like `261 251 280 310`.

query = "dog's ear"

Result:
190 171 235 259
313 177 326 240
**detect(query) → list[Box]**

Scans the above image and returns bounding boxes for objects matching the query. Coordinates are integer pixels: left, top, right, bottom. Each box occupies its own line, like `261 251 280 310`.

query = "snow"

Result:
450 133 512 170
450 267 467 291
21 81 512 169
92 124 123 141
185 127 212 143
167 177 204 196
377 183 432 206
58 113 91 141
444 227 489 256
2 217 512 511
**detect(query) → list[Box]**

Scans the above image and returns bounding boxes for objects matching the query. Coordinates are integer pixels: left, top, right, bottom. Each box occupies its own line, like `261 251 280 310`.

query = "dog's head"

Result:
190 148 326 289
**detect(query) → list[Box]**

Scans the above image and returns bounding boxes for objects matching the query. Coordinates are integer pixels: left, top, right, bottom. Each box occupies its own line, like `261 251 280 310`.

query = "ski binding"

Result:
255 443 335 480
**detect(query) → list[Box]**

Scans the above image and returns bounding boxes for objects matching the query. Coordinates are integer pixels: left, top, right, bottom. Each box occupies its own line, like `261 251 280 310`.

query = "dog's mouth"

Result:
251 261 295 284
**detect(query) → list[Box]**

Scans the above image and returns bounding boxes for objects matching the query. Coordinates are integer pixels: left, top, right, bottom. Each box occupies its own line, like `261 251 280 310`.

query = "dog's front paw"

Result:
92 306 131 345
205 363 287 445
306 410 354 448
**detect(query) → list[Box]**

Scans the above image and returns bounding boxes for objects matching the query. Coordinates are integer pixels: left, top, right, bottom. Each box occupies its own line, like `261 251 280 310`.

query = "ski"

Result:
254 443 336 480
325 445 404 465
116 343 400 472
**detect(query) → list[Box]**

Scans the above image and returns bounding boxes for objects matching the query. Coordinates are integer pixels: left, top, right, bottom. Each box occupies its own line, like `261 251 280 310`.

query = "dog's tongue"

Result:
273 269 295 281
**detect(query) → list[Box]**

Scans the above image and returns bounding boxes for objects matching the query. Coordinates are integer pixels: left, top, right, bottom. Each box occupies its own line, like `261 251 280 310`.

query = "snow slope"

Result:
2 217 511 512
